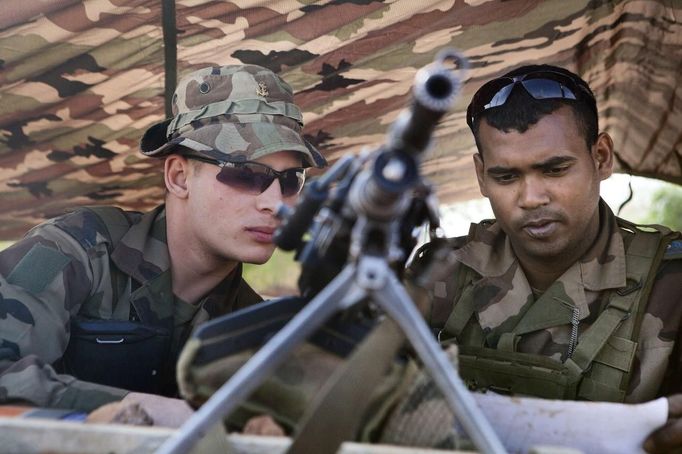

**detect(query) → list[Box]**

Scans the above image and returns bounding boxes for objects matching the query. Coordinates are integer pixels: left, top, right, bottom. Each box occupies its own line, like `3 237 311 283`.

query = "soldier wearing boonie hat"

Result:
0 64 323 428
140 64 326 168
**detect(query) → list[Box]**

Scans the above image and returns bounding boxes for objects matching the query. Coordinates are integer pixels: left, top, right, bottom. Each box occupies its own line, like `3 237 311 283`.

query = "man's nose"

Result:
518 176 550 209
255 179 284 213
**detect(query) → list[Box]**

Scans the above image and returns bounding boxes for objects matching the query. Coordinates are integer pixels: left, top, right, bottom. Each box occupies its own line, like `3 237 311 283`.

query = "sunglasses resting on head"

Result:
466 70 597 128
185 155 306 197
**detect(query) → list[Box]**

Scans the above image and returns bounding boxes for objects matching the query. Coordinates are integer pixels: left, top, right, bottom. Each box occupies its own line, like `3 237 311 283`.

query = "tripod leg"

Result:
370 260 507 454
157 265 363 454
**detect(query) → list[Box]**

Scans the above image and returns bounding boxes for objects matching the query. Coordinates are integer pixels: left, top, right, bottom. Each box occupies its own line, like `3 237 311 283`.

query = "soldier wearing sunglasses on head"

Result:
0 64 325 427
393 64 682 452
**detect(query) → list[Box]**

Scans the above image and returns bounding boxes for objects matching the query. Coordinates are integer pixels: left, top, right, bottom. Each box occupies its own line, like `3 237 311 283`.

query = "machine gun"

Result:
275 58 455 297
158 50 507 454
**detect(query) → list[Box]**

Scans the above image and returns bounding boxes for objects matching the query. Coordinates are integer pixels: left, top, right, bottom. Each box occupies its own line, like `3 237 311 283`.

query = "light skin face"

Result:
164 150 303 304
97 151 304 423
473 105 614 290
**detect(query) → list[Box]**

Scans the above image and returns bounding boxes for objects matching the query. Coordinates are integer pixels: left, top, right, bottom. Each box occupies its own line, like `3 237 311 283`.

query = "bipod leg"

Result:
364 256 507 454
157 264 363 454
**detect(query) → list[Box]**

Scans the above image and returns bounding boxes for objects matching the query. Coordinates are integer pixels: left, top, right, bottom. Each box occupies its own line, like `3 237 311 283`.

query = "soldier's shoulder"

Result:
48 206 140 249
454 218 498 248
412 219 497 262
617 218 681 262
413 235 466 261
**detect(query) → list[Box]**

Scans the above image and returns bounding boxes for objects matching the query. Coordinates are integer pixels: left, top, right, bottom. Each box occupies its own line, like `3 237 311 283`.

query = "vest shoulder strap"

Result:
619 221 680 342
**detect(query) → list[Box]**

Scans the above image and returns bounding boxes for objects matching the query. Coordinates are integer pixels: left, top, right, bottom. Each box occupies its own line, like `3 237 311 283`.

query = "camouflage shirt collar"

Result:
111 204 171 284
454 199 627 293
579 200 627 291
110 205 248 309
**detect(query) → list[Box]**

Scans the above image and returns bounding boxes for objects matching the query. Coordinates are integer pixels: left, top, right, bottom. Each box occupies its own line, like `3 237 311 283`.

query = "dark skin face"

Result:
474 105 614 291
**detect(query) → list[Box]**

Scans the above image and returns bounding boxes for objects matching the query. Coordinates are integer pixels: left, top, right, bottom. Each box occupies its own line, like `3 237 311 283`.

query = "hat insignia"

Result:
257 82 269 97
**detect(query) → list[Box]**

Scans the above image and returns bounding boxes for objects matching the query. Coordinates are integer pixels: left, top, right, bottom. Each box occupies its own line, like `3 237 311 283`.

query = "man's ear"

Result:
164 155 191 199
473 153 488 197
593 132 614 181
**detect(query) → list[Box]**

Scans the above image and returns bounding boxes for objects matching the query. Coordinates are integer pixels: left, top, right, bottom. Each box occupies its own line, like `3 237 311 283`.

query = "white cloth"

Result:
465 393 668 454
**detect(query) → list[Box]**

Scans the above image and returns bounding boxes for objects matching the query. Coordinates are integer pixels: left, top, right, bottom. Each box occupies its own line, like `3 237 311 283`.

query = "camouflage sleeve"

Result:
642 257 682 399
0 221 128 411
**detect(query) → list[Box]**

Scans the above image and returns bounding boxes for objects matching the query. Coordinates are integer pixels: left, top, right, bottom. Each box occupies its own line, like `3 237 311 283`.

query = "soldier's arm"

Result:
87 392 194 428
642 254 682 452
0 222 128 411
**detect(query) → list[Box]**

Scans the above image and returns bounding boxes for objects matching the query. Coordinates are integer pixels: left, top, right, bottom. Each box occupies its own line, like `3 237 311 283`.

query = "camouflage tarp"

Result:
0 0 680 239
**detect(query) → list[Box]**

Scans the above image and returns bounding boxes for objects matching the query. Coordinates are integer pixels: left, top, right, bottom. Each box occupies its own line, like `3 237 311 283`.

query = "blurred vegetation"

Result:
641 184 682 231
243 248 301 298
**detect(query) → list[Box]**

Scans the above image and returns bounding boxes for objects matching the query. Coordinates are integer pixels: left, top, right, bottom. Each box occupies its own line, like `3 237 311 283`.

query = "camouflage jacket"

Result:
415 200 682 403
0 205 261 412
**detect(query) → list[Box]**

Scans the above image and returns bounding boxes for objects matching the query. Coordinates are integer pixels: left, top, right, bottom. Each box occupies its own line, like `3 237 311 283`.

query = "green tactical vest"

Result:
439 220 679 403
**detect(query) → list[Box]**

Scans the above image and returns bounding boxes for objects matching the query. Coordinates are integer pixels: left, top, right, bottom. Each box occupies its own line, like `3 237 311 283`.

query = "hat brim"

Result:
140 121 326 168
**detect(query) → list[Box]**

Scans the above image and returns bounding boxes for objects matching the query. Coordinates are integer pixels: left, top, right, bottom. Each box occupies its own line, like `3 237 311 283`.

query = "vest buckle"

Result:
616 279 642 296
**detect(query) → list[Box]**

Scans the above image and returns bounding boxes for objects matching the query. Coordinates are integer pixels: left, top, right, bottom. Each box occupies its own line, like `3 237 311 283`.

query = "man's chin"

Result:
242 249 276 265
524 244 567 261
511 236 563 260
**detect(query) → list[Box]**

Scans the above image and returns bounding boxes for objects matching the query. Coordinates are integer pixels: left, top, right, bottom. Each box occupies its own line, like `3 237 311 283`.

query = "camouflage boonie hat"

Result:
140 64 326 168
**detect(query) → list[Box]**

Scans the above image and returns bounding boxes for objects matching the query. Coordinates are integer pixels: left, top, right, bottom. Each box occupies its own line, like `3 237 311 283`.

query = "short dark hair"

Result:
470 64 598 155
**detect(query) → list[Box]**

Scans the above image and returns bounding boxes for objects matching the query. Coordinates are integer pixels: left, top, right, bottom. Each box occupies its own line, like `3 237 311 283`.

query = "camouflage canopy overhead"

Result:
0 0 680 239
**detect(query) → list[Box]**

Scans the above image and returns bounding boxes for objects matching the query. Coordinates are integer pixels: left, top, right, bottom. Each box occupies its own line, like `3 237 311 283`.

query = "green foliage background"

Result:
243 248 301 298
640 185 682 231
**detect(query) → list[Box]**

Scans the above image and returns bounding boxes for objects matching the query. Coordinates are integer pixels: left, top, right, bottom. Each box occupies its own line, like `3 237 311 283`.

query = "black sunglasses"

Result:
466 70 596 128
186 155 305 197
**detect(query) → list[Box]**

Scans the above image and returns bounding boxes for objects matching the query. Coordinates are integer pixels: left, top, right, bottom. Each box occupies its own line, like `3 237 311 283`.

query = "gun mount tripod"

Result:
158 50 507 454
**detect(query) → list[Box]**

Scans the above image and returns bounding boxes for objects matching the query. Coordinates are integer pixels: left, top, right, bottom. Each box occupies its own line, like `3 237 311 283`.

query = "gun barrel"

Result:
388 49 466 156
350 50 467 221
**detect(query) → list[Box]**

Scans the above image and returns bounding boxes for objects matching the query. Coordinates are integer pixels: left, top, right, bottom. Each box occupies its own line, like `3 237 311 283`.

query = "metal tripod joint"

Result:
356 255 389 291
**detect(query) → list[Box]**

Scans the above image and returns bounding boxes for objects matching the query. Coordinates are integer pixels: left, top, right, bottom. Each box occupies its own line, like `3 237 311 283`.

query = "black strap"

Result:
191 297 374 365
161 0 177 119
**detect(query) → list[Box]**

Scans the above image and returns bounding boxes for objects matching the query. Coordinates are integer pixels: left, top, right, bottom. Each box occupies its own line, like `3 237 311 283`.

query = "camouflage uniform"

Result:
0 64 325 413
412 199 682 403
0 205 260 412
